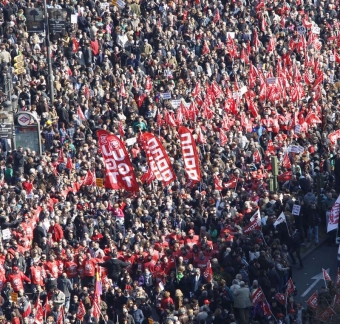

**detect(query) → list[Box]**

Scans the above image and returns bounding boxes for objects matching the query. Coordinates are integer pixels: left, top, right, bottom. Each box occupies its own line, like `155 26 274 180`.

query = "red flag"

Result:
178 126 201 183
188 102 199 121
72 38 79 52
333 293 340 308
282 152 291 169
267 140 275 153
43 296 51 319
262 301 271 316
323 268 331 281
202 41 210 55
214 175 223 191
219 128 228 147
141 132 176 186
304 70 314 85
57 307 64 324
191 82 201 98
66 156 73 170
253 150 261 164
253 29 261 51
278 171 293 182
224 178 238 189
306 291 318 310
34 298 44 324
251 287 265 305
197 128 206 144
140 167 155 185
82 169 96 186
76 301 86 320
163 109 177 127
211 81 224 99
306 112 322 125
145 76 153 92
275 293 287 306
97 130 139 191
213 9 220 24
118 121 125 137
204 261 213 282
243 219 260 235
57 147 64 164
286 278 295 295
202 103 214 120
316 306 336 322
77 106 86 121
119 82 127 98
334 50 340 64
156 110 163 128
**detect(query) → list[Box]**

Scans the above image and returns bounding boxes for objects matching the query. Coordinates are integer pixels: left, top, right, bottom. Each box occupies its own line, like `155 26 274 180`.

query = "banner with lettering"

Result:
97 130 139 192
178 126 201 183
141 132 176 186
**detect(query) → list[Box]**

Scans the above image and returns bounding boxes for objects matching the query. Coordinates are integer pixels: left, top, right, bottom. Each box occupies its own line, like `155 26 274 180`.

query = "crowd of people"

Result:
0 0 339 323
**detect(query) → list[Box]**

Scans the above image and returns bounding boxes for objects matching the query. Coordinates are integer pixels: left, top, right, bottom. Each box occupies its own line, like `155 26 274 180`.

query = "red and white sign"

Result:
327 195 340 232
97 130 139 192
141 132 176 186
178 126 201 183
243 219 260 235
306 291 318 310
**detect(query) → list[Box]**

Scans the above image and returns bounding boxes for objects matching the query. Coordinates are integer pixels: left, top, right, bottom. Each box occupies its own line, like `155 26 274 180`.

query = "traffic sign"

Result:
14 55 24 63
17 113 31 126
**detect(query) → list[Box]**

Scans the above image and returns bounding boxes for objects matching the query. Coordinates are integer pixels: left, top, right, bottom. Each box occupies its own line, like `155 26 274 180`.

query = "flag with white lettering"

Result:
327 195 340 232
178 126 201 183
97 130 139 192
141 132 176 186
306 291 318 310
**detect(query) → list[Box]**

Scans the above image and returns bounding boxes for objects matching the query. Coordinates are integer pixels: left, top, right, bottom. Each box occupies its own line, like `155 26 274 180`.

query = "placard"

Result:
240 86 248 95
96 178 104 188
2 228 11 240
10 292 18 303
266 77 277 84
226 32 235 39
25 8 44 33
161 92 171 100
126 137 137 146
48 9 68 34
312 26 320 34
330 55 335 62
71 14 78 24
295 124 301 134
297 26 306 35
171 99 181 109
292 204 301 216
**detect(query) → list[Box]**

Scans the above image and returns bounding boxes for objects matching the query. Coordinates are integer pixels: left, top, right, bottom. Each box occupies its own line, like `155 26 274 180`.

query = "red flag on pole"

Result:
76 301 86 320
82 169 96 186
316 306 336 322
306 291 318 310
322 268 331 282
214 175 223 191
243 219 261 235
282 152 291 169
57 147 64 164
275 293 287 306
286 278 295 295
203 261 213 282
253 150 261 164
66 156 73 170
118 121 125 137
219 128 228 147
72 38 79 52
224 178 238 189
77 106 86 121
278 171 293 182
34 298 44 324
140 168 155 185
251 287 265 305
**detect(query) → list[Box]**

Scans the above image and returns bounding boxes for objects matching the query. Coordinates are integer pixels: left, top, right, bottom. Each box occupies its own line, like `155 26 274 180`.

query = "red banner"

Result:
178 126 201 183
97 130 139 192
243 219 261 235
141 132 176 186
278 171 293 182
286 278 295 295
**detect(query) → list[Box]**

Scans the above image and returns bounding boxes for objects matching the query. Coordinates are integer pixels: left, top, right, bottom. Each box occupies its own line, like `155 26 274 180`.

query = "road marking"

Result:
301 268 330 297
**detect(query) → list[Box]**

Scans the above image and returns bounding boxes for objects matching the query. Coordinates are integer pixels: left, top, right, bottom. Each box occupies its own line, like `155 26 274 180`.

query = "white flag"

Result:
327 195 340 232
250 209 261 225
274 212 287 227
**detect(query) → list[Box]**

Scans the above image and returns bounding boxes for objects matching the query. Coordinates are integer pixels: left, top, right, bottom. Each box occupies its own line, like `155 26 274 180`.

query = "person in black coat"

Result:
32 221 46 247
305 202 320 244
12 147 24 176
97 252 130 282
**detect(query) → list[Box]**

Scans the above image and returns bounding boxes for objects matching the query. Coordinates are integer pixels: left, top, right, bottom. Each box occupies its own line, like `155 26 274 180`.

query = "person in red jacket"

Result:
30 261 45 297
48 220 64 242
65 255 78 284
82 253 101 287
7 266 31 292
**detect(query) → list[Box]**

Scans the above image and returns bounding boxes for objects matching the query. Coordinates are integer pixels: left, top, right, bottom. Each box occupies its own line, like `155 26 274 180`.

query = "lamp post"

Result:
43 0 54 104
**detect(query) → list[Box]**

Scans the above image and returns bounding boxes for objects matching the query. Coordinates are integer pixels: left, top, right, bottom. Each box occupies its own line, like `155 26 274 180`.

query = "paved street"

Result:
293 243 338 304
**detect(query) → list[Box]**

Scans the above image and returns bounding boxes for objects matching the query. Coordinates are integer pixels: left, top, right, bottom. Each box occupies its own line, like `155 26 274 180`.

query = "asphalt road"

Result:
292 243 338 304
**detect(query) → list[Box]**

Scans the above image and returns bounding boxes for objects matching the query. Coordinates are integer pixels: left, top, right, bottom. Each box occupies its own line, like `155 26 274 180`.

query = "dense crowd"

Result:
0 0 340 323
